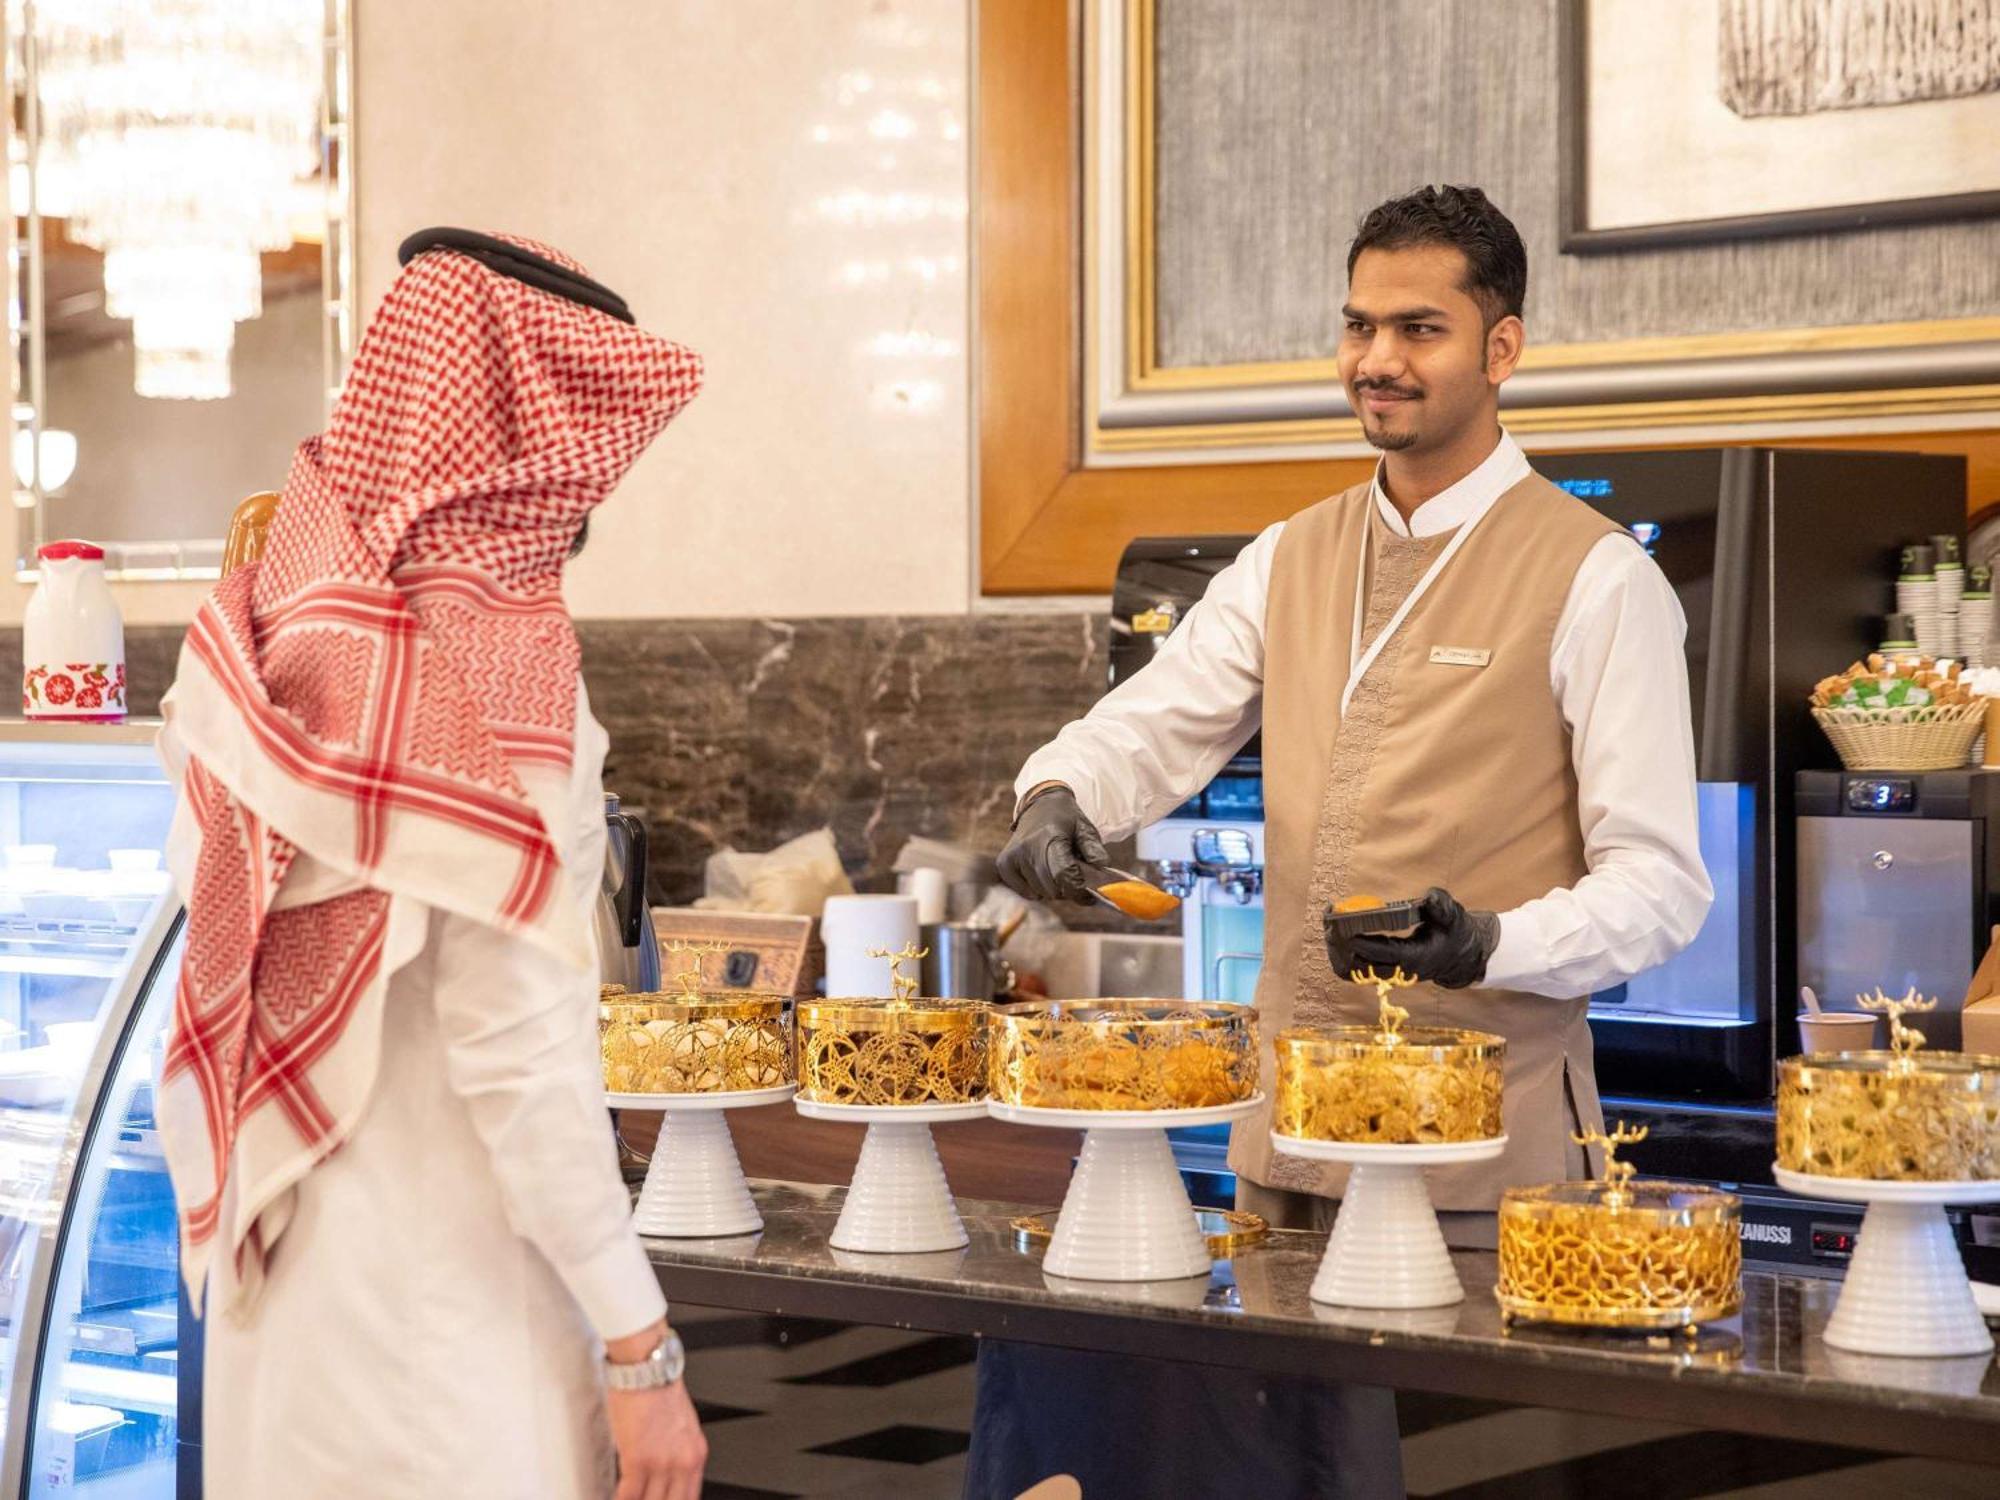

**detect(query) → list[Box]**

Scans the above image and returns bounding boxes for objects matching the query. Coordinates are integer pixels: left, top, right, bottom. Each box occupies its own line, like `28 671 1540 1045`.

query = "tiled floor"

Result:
678 1306 2000 1500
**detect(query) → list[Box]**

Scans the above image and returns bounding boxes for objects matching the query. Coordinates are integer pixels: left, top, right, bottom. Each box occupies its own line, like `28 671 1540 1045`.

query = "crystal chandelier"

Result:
33 0 323 399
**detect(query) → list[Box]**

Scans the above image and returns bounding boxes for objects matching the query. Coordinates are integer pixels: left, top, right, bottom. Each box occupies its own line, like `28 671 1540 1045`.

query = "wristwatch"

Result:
604 1327 686 1391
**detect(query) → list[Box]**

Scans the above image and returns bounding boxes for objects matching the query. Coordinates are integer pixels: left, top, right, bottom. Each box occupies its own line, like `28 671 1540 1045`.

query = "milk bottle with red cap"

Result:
22 539 125 721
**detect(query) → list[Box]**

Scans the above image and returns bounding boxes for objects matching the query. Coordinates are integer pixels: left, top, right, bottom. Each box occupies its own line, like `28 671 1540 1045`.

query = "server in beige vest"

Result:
970 186 1709 1500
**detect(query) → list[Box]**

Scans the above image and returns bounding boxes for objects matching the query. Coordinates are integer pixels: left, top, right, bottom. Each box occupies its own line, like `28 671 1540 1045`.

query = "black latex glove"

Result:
1344 887 1500 990
997 786 1108 905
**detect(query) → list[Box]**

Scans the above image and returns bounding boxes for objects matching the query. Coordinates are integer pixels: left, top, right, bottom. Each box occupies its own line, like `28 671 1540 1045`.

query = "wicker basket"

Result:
1812 702 1985 771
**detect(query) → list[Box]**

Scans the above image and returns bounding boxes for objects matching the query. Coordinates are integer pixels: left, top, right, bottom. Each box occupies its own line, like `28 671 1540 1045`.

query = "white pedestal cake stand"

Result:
610 1085 795 1239
795 1098 987 1252
1774 1166 1996 1358
1272 1134 1508 1309
987 1097 1263 1281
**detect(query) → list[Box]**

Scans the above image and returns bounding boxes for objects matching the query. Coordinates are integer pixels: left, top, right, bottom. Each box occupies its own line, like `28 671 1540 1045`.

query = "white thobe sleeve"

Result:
426 704 667 1344
1483 534 1714 998
1013 522 1281 840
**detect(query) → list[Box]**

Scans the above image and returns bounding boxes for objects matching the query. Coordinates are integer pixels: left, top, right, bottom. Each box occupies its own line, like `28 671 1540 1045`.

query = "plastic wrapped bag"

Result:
697 827 853 916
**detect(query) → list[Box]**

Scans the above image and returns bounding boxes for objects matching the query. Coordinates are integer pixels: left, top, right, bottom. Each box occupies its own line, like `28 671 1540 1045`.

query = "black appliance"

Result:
1529 448 1965 1100
1110 536 1263 821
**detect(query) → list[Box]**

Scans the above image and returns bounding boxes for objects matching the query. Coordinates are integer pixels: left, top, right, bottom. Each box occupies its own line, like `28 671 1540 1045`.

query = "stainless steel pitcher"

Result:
596 793 660 992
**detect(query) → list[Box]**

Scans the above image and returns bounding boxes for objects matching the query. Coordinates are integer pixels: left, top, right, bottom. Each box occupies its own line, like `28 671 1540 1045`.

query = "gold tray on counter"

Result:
795 997 991 1106
1776 987 2000 1182
988 999 1258 1112
1496 1124 1742 1332
599 992 792 1095
1275 1024 1504 1145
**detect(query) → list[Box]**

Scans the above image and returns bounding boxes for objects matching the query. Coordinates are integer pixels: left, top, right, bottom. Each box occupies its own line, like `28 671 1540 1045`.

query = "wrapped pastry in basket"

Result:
598 941 792 1095
989 999 1258 1111
1496 1123 1742 1332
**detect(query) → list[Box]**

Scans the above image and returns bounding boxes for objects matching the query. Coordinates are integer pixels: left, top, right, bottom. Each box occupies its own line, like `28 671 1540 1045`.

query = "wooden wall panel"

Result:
976 3 2000 596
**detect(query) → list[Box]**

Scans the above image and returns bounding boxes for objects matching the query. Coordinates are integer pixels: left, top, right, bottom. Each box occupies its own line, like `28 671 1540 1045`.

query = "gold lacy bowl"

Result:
795 998 991 1105
1776 1050 2000 1181
599 994 792 1095
989 999 1258 1111
1275 1024 1504 1144
1496 1181 1742 1330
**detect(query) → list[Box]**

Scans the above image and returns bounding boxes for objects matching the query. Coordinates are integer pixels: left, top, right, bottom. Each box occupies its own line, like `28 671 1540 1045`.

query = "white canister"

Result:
820 894 921 997
23 540 125 722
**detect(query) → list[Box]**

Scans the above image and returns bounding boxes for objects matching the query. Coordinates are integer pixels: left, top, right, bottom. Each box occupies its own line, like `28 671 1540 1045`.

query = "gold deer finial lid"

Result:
867 942 930 1005
1348 965 1417 1044
1573 1119 1650 1209
1858 986 1936 1069
663 938 729 998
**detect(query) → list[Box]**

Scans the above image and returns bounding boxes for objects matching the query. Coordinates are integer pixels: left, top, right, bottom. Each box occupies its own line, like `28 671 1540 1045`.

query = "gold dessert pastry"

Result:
989 999 1258 1111
1777 988 2000 1181
1275 967 1504 1144
598 940 791 1094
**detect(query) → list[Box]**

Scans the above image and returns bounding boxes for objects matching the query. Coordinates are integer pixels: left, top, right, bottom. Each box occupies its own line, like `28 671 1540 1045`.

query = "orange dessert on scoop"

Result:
1096 879 1181 922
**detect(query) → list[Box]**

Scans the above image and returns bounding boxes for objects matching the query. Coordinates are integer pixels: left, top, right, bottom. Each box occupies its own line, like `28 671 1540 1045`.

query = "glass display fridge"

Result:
0 722 186 1497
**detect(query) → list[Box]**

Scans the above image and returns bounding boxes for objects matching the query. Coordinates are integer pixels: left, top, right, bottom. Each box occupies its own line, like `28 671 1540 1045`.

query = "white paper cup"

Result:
1798 1012 1881 1054
820 894 922 998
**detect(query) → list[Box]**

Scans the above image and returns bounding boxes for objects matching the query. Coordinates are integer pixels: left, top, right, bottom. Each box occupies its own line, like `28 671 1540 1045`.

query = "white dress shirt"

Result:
1018 431 1713 1000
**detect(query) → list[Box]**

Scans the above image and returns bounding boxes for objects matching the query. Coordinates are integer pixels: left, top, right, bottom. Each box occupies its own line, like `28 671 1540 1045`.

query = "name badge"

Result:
1428 646 1492 668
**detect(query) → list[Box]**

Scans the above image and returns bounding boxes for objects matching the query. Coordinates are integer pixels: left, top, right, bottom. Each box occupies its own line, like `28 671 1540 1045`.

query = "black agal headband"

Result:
396 227 635 324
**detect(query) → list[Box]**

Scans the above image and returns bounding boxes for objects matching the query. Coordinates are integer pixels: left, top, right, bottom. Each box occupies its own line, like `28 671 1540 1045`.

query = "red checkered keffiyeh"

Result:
158 235 701 1312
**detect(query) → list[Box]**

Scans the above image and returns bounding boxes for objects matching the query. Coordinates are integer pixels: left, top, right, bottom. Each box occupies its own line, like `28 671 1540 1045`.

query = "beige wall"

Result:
354 0 973 620
9 0 974 627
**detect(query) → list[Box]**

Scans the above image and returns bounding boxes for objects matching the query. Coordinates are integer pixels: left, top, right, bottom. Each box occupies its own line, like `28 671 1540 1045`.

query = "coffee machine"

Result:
1795 769 2000 1052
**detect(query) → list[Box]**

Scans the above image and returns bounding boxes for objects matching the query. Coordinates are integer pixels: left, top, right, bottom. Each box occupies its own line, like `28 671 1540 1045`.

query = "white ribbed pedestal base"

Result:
615 1087 794 1239
1776 1167 1995 1358
833 1121 964 1252
795 1099 983 1253
1045 1127 1207 1281
984 1097 1262 1282
1273 1135 1508 1309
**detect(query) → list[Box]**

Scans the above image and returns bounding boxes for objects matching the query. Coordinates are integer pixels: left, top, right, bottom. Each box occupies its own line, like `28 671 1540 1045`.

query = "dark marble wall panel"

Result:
10 613 1110 907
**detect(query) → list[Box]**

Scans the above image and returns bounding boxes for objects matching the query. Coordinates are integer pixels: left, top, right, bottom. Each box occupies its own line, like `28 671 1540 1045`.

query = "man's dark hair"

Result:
1346 185 1527 328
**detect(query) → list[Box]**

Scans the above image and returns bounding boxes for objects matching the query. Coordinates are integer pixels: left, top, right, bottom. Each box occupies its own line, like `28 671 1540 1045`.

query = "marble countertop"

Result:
644 1181 2000 1465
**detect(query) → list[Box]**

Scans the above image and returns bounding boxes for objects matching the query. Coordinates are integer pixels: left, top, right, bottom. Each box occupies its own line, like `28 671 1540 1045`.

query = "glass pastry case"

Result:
0 723 185 1497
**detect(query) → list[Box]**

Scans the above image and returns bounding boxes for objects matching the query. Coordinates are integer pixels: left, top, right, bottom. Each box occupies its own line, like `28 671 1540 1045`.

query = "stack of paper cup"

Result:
1898 543 1941 656
821 894 922 997
1963 587 1994 669
1933 535 1965 660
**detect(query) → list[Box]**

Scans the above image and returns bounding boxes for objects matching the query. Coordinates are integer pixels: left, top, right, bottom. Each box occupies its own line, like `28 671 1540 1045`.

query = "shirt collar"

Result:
1371 429 1531 539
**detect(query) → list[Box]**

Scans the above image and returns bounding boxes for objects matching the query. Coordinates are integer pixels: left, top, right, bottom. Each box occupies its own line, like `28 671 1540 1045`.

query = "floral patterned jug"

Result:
23 539 125 721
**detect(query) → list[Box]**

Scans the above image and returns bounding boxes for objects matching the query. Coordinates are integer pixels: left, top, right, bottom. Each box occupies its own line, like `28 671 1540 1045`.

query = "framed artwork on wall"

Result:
1563 0 2000 250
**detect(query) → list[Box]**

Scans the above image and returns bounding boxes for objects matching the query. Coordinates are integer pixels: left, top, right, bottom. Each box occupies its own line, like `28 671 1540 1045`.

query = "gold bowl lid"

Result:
992 998 1251 1030
600 993 789 1024
797 996 991 1031
797 941 991 1031
602 938 789 1023
1500 1123 1739 1222
1784 987 2000 1081
1501 1178 1741 1223
1783 1049 2000 1079
1277 1022 1505 1056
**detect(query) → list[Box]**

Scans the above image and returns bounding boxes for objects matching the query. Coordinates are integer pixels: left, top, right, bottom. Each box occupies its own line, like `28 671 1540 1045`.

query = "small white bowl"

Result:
107 849 161 875
4 845 56 869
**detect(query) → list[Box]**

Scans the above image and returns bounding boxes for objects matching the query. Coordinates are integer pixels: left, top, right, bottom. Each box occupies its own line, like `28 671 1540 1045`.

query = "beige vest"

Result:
1227 472 1625 1210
